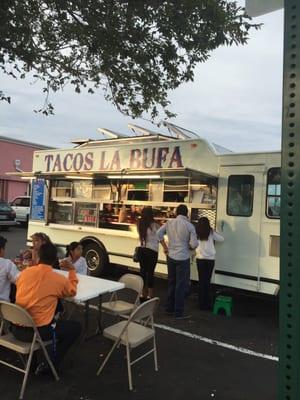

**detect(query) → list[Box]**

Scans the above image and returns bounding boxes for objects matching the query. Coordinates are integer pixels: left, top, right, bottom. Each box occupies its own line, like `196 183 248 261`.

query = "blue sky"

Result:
0 5 283 153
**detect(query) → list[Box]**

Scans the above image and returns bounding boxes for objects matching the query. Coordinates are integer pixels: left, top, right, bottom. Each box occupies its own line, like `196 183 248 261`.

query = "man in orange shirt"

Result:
12 242 81 373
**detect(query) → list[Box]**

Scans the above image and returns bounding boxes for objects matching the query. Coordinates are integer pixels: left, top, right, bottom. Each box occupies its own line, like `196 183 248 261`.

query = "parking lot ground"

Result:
0 227 278 399
0 313 278 400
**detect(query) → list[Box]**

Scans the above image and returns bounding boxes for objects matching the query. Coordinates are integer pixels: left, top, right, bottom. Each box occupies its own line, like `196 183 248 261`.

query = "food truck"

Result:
19 123 281 295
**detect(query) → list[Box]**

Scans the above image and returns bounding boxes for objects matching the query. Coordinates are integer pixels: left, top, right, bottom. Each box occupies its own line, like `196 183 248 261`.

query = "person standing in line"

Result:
157 204 198 319
196 217 224 310
137 207 165 301
65 242 88 275
0 236 19 302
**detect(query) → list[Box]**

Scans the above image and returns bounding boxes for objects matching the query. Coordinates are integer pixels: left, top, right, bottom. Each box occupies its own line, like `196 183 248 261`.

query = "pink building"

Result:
0 136 52 201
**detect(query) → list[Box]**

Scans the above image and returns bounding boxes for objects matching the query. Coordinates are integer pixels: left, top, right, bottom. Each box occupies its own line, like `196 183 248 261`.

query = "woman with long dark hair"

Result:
196 217 224 310
137 207 164 301
23 232 60 269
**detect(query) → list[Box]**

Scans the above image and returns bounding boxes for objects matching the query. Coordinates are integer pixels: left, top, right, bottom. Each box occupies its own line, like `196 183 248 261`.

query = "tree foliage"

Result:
0 0 259 118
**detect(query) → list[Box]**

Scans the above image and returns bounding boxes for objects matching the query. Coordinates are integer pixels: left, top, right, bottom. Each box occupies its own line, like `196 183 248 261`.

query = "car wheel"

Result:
83 242 109 277
1 226 9 231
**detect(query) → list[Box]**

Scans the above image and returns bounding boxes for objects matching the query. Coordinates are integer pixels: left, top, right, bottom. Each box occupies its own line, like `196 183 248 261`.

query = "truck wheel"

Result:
83 242 108 277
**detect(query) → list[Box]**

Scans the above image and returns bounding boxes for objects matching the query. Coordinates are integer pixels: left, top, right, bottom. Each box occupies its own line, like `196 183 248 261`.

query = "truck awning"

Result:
6 167 217 181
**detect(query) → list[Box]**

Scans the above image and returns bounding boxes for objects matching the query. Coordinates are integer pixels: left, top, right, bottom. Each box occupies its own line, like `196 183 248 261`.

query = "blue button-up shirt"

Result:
157 215 198 261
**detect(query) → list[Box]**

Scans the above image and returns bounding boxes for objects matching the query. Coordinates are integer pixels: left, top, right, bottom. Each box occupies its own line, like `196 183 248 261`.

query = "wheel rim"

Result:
85 249 100 271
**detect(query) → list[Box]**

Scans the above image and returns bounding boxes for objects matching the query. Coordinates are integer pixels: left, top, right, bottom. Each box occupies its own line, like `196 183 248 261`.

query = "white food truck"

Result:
19 124 280 295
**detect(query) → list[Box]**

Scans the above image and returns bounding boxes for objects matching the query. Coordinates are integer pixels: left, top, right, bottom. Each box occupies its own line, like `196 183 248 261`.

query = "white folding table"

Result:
55 270 124 338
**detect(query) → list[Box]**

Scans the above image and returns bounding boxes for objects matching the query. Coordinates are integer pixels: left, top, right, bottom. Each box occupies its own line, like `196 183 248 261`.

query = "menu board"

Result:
77 208 97 223
31 179 45 220
75 203 97 225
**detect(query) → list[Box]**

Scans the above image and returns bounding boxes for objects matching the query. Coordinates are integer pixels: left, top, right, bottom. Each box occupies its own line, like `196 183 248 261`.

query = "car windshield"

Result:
0 202 12 211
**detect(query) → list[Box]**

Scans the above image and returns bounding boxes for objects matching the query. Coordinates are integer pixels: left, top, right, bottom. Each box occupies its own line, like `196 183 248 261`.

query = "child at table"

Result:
64 242 88 275
0 235 19 302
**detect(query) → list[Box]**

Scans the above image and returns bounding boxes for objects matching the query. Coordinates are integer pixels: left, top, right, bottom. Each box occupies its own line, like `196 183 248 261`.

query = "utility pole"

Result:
246 0 300 398
278 1 300 399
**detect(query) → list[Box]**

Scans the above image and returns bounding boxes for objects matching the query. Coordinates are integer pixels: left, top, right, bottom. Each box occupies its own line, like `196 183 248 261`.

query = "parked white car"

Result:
10 196 30 224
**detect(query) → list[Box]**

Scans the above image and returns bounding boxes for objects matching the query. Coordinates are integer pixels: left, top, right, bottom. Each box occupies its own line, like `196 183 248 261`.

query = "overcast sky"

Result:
0 5 284 153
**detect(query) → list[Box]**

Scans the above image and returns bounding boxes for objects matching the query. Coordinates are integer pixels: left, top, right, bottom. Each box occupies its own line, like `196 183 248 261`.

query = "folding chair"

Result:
0 301 59 399
102 273 144 317
97 297 159 390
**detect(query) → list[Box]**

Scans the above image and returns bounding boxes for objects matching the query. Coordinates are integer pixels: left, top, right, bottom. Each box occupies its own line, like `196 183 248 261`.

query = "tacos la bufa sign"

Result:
33 139 219 180
33 141 204 174
42 146 182 173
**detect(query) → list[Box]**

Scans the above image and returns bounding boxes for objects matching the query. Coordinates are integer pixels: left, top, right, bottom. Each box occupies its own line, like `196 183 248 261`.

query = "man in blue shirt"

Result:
157 204 198 319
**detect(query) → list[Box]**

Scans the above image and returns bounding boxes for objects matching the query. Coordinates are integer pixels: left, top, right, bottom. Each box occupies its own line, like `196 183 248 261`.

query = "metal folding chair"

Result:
0 301 59 399
97 297 159 390
101 273 144 317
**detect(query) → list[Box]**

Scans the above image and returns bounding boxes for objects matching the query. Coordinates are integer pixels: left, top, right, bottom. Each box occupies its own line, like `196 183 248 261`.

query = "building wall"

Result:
0 138 51 201
6 180 29 200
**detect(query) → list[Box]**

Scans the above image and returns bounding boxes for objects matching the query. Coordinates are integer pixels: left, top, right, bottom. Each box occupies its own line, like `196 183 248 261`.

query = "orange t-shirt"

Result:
16 264 78 327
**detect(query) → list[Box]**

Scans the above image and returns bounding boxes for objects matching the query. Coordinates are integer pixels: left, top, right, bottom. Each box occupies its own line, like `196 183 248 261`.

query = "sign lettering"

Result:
42 144 185 173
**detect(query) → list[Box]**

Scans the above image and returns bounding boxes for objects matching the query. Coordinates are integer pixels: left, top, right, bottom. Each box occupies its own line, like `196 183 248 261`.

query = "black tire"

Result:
83 242 108 276
1 226 9 231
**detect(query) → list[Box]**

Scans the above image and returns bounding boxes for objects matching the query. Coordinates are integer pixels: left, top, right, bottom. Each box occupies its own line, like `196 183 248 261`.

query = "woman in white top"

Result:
137 207 165 301
196 217 224 310
65 242 88 275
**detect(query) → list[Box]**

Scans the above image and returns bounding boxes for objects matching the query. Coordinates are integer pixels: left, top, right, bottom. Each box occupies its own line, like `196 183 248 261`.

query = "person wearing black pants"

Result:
137 207 165 300
196 259 215 310
139 247 158 299
196 217 224 310
12 320 81 368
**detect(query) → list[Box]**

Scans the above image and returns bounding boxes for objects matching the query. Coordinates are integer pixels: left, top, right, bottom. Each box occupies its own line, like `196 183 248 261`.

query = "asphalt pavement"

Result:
0 227 278 399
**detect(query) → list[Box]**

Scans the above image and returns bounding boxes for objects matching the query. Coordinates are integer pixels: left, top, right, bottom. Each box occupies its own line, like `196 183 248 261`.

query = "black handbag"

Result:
133 246 142 263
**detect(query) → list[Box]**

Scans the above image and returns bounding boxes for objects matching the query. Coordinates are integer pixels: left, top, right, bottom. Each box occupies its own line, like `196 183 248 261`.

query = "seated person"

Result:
24 232 60 269
0 236 19 302
64 242 88 275
12 242 81 373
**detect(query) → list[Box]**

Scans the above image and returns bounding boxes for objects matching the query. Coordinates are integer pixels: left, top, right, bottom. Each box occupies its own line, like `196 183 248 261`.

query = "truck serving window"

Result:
163 179 189 202
266 168 281 219
227 175 254 217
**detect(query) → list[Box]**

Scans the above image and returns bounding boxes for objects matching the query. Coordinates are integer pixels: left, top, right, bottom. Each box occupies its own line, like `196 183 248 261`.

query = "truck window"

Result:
266 168 281 218
163 179 189 202
48 201 73 224
51 180 72 197
227 175 254 217
127 181 149 201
